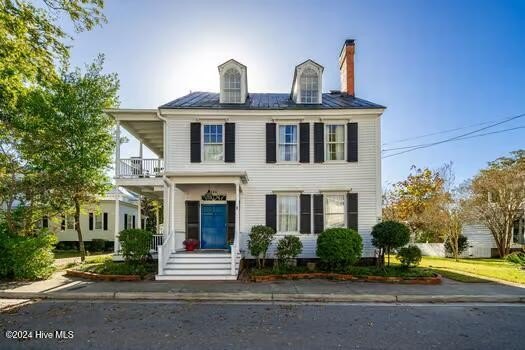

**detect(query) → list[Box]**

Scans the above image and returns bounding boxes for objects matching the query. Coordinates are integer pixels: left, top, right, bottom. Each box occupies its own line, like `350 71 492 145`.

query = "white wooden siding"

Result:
461 224 495 258
53 200 138 242
166 113 381 258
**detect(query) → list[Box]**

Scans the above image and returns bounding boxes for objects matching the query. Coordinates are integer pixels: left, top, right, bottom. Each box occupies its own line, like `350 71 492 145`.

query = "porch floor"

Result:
174 249 230 254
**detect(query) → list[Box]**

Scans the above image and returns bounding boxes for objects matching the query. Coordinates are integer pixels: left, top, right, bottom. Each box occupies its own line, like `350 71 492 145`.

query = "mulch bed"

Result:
251 272 442 284
65 269 141 282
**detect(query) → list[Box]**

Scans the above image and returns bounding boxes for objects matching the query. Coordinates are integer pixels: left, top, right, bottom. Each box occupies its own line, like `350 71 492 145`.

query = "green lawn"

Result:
53 250 112 259
393 256 525 284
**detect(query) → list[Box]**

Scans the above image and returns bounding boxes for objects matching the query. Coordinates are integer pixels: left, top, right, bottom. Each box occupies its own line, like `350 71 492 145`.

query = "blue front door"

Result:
201 204 227 249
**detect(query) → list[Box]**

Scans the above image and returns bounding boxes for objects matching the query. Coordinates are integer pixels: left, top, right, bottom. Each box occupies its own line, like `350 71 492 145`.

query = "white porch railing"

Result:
150 234 164 253
158 231 175 275
118 158 164 178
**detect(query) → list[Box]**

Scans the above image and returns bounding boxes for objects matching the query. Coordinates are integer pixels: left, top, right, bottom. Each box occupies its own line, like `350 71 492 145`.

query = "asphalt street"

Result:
0 300 524 350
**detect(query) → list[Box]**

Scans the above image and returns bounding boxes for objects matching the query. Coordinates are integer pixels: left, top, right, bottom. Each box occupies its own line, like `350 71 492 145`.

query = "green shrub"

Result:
0 228 57 280
89 239 107 252
371 221 410 266
397 245 422 268
444 234 469 257
506 252 525 266
316 228 362 271
118 229 153 264
276 235 303 266
248 225 275 268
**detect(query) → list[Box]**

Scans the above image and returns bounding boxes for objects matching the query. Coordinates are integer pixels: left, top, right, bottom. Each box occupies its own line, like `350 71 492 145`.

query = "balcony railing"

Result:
118 158 164 178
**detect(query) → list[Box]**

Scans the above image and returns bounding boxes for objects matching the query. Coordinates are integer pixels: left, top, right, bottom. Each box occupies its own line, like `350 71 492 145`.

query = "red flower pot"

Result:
183 239 199 251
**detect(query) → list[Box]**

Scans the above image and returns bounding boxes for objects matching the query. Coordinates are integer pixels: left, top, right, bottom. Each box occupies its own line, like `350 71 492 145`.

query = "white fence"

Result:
412 243 445 257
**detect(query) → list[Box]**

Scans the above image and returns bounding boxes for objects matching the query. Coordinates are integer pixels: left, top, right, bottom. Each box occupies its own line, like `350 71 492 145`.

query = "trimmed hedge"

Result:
397 245 422 268
0 228 57 280
276 235 303 265
316 228 362 271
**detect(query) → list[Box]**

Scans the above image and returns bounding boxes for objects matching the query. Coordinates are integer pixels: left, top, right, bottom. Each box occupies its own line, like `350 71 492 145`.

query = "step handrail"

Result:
158 231 175 275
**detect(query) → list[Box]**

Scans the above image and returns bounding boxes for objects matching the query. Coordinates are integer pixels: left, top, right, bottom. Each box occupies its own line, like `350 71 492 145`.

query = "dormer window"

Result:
300 68 319 103
291 59 323 104
219 59 248 104
223 68 241 103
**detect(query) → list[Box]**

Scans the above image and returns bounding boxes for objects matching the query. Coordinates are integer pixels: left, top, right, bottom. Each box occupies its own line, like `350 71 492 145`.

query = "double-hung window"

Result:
300 68 319 103
203 124 224 161
223 68 241 103
66 216 75 230
325 124 345 161
278 125 298 161
324 194 345 228
95 214 103 230
278 195 299 232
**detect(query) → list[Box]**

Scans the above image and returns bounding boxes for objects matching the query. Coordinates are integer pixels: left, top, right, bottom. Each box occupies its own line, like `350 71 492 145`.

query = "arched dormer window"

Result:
223 68 241 103
300 68 319 103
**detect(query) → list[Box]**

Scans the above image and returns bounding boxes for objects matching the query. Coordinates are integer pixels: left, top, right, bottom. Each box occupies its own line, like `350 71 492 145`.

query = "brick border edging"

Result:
251 272 442 284
65 269 141 282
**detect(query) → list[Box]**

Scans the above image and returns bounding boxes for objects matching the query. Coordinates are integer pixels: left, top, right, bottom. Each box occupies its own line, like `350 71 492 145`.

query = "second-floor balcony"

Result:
117 158 164 178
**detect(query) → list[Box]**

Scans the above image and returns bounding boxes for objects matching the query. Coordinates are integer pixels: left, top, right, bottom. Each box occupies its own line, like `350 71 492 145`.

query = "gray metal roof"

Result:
159 92 385 110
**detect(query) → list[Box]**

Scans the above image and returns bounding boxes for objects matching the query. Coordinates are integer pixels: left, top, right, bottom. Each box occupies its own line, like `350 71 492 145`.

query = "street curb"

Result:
0 291 524 303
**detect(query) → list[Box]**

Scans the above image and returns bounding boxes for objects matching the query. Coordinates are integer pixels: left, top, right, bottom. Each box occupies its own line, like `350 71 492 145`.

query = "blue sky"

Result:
64 0 525 186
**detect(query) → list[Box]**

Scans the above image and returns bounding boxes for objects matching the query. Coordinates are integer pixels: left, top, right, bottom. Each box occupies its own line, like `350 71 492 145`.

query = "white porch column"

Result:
137 195 142 229
170 182 176 251
115 121 121 178
163 183 170 237
235 181 240 252
156 206 160 234
114 190 120 254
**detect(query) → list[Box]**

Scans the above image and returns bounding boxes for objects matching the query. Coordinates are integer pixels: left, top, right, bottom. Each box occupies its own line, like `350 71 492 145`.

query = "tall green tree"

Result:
22 56 119 260
1 0 107 235
0 0 106 120
465 150 525 257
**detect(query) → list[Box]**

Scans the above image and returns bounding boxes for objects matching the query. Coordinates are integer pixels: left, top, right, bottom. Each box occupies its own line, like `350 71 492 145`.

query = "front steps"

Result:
156 251 241 281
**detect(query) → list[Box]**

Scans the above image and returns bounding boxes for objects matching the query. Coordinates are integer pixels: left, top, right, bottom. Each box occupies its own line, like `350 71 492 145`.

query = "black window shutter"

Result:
61 216 65 231
225 123 235 162
132 215 136 229
347 123 358 162
265 194 277 232
299 123 310 163
313 194 324 233
42 216 49 229
314 122 324 163
89 213 94 231
124 213 128 230
300 194 311 233
103 212 108 231
266 123 276 163
190 122 201 163
227 201 236 242
186 201 200 240
347 193 358 231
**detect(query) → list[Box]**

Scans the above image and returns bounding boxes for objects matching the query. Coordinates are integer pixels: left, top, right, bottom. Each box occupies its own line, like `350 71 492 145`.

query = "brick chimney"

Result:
339 39 355 96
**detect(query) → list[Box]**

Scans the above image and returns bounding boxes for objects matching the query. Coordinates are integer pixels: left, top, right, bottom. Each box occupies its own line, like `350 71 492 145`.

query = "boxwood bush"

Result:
119 229 153 264
316 228 362 271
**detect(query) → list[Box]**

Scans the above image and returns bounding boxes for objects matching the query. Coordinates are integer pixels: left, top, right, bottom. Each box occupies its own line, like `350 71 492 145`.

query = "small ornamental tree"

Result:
396 245 422 268
371 220 410 267
248 225 275 268
444 234 469 259
276 235 303 266
118 229 153 264
316 228 362 271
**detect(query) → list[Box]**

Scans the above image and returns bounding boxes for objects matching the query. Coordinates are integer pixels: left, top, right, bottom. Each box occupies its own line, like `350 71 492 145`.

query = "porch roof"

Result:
105 109 164 157
165 171 249 184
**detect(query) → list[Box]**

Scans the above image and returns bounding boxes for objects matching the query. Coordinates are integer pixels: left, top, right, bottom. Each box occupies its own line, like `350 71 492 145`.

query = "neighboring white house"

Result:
462 217 525 258
106 39 386 280
48 187 140 244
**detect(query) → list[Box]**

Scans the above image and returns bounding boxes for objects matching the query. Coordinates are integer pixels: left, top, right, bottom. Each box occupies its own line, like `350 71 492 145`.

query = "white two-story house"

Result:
106 40 385 280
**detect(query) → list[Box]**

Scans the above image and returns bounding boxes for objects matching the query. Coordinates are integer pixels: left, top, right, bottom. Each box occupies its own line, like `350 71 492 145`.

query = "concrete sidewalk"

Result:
1 271 524 303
